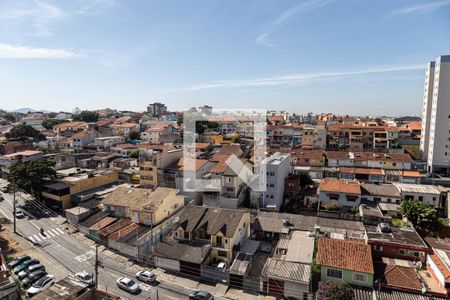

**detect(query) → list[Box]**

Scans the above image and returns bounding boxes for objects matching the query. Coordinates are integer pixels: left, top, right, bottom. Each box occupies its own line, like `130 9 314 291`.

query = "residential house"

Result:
111 123 140 137
365 223 429 262
53 122 89 136
393 183 445 209
202 155 248 209
319 178 362 208
316 238 374 287
261 230 314 298
0 150 43 178
339 167 385 183
360 183 402 204
141 123 178 143
102 186 184 226
92 136 126 151
172 205 251 265
71 130 97 150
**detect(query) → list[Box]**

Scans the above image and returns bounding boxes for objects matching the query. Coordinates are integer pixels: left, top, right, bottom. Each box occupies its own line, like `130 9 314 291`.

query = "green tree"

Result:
129 131 140 140
299 171 314 189
72 110 99 122
5 124 46 142
7 160 56 200
129 149 140 159
176 114 183 126
317 281 354 300
42 118 68 130
3 113 16 123
400 200 436 226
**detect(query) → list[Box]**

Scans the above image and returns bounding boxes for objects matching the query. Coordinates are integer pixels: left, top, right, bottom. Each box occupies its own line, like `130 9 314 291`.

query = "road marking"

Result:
33 234 41 242
0 207 11 220
29 236 36 243
47 230 55 237
56 228 65 234
74 250 95 262
39 232 48 240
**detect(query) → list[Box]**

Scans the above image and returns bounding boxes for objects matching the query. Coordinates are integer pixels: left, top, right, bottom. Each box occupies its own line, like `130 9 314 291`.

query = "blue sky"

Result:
0 0 449 116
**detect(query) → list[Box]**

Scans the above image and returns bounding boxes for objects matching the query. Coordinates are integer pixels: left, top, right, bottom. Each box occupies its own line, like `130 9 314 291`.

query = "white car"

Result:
116 277 140 294
15 210 25 219
75 271 94 287
27 275 54 296
136 270 156 283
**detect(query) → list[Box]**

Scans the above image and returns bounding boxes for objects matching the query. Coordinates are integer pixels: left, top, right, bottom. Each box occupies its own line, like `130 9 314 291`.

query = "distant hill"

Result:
9 108 51 114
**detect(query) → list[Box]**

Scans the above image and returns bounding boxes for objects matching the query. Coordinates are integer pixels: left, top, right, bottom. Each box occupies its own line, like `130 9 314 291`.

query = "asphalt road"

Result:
0 179 189 300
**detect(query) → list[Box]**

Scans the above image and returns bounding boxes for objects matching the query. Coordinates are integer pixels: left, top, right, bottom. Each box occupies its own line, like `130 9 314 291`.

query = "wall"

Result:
320 267 373 288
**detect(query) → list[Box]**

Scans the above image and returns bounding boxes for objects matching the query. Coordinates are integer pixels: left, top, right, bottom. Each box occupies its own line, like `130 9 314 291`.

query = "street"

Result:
0 179 190 300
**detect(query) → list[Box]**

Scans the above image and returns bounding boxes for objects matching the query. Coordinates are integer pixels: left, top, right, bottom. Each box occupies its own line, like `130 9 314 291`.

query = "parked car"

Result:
15 210 26 219
13 259 39 274
22 270 47 288
116 277 140 294
75 271 95 287
27 275 54 296
136 270 156 283
7 255 30 269
18 264 45 280
189 291 214 300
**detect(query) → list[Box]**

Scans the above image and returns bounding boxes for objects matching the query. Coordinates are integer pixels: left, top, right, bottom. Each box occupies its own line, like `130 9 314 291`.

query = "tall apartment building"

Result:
250 152 292 211
139 145 183 188
420 55 450 175
147 102 167 117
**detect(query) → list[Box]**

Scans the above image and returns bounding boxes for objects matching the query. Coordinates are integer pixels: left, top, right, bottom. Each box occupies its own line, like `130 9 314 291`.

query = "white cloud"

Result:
0 0 118 36
172 64 423 92
392 0 450 15
0 43 82 59
0 1 66 36
256 0 335 46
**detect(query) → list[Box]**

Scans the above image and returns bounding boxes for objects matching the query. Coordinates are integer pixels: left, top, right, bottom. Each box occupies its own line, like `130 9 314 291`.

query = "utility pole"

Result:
12 181 16 234
95 244 99 290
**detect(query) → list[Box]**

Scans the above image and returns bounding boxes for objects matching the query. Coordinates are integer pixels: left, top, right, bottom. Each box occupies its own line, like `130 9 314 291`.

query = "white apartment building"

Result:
420 55 450 175
251 152 292 211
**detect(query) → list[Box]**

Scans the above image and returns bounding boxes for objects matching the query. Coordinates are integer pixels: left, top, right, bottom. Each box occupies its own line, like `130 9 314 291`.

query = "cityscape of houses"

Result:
0 55 449 300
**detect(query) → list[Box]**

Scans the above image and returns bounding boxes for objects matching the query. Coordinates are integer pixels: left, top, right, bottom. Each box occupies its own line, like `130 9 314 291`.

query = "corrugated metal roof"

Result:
264 258 311 283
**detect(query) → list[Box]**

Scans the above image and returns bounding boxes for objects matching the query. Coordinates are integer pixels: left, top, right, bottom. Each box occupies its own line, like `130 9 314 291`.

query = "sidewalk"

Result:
73 231 276 300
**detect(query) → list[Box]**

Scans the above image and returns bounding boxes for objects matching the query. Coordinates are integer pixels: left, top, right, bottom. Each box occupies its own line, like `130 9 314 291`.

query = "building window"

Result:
352 273 368 283
326 268 342 279
217 250 227 257
374 245 383 252
419 196 423 201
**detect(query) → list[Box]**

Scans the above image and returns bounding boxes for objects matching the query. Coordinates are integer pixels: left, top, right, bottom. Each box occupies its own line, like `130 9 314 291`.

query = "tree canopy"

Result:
317 281 354 300
8 160 57 200
129 131 141 140
299 171 314 189
5 124 46 142
129 149 140 159
42 118 68 130
400 200 436 226
72 110 99 122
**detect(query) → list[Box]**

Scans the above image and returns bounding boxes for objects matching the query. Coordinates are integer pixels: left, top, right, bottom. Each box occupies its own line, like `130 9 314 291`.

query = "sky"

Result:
0 0 449 116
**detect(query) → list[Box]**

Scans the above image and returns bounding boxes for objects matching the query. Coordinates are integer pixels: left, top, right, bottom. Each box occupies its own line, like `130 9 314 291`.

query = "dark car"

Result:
13 259 39 274
18 264 45 280
22 270 47 288
7 256 30 269
189 291 214 300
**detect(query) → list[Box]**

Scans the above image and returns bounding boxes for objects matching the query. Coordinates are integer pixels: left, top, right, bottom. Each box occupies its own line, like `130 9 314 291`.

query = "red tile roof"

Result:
320 178 361 195
317 238 374 274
